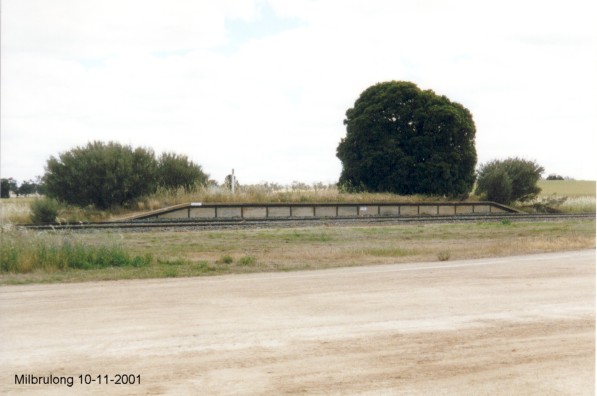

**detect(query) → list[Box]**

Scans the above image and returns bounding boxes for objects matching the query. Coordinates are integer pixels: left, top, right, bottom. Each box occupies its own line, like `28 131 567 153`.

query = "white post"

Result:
231 169 235 194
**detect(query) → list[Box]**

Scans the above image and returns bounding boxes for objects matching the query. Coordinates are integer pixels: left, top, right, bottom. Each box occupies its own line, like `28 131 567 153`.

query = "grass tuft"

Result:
238 255 256 266
437 251 451 262
217 254 234 264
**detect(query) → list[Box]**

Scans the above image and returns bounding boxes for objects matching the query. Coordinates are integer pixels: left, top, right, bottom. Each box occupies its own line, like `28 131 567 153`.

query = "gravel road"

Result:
1 250 594 395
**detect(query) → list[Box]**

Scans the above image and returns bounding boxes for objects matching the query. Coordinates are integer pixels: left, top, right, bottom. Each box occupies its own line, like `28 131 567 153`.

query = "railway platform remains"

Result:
128 202 520 221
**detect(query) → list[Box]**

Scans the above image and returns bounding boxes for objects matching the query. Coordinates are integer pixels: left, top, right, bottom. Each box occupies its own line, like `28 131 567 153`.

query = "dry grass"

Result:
533 180 595 213
1 219 593 285
138 185 443 208
0 198 33 225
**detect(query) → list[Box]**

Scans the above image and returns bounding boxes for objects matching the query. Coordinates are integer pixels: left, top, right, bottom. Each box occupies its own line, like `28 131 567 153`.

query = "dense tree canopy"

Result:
475 158 544 204
337 81 477 196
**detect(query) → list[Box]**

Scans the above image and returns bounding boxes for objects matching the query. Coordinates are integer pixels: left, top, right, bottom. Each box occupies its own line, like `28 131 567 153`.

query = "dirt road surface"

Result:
1 250 594 395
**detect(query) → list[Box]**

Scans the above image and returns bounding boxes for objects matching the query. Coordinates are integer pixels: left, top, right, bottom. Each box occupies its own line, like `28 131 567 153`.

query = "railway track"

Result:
19 212 596 232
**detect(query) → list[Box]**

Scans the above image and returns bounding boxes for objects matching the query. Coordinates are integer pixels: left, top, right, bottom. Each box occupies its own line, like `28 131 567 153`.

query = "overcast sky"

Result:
2 0 596 185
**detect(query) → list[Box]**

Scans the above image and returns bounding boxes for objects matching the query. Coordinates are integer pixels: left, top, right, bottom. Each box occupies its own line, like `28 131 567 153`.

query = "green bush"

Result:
475 158 544 204
157 152 208 191
30 198 61 224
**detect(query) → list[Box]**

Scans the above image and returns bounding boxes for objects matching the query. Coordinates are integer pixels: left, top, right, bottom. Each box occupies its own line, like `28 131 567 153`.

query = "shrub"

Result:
44 141 158 209
30 198 61 224
157 152 208 191
43 141 209 209
475 158 544 204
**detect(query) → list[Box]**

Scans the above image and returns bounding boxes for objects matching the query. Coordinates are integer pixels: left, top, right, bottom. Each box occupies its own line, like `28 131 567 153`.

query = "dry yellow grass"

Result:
537 180 595 197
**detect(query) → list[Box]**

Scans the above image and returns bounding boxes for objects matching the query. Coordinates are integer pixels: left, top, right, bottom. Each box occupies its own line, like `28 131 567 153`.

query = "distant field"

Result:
537 180 596 197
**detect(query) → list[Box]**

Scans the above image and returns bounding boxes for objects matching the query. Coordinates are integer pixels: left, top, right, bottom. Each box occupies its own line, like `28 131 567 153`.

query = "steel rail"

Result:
18 212 596 232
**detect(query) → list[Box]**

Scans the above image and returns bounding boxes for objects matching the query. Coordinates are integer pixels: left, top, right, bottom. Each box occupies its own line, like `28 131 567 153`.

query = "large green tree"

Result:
337 81 477 196
44 141 158 209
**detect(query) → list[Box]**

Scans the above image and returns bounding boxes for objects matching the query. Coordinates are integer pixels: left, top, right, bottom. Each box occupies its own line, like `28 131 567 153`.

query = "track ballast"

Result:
20 212 596 232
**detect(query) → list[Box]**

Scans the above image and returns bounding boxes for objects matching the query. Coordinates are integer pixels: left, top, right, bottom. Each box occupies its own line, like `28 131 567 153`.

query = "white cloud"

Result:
2 0 596 185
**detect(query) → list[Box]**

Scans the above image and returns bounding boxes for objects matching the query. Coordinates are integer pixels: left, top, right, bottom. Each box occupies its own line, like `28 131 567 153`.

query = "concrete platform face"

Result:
358 205 379 216
243 207 267 218
379 206 399 216
400 206 419 216
474 205 491 213
190 207 216 218
268 207 291 217
338 206 358 216
490 206 506 213
438 205 456 216
315 206 337 217
456 205 474 214
419 206 438 216
160 209 189 219
216 207 242 218
291 207 315 217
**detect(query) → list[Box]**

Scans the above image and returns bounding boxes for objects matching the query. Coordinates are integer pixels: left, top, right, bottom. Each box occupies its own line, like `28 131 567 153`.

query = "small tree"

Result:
1 178 18 198
224 174 239 192
475 158 544 204
1 179 11 198
18 180 38 196
157 153 208 191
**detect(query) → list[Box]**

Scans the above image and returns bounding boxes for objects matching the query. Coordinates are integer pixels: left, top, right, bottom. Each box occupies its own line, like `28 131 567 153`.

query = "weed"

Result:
284 230 332 242
364 247 414 257
158 257 188 266
437 251 451 261
217 255 234 264
238 255 256 266
196 260 217 272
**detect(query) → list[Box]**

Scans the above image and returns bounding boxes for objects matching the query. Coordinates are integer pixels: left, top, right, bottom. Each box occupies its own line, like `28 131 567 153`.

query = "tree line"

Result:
1 177 45 198
4 80 552 212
